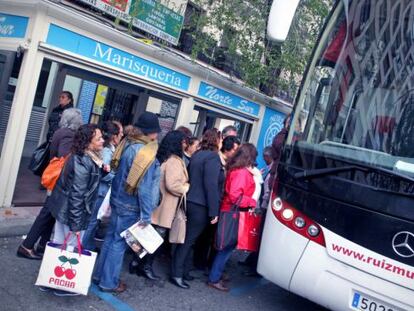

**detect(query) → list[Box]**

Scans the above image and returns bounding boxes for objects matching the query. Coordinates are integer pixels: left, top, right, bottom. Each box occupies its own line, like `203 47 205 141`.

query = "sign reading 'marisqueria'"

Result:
45 24 191 91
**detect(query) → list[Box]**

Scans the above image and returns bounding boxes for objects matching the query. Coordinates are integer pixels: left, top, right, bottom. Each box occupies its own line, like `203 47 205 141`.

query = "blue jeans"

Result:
208 246 235 283
93 204 139 290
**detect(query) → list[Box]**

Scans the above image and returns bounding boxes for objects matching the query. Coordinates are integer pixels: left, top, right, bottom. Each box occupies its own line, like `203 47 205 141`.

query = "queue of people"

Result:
18 99 278 296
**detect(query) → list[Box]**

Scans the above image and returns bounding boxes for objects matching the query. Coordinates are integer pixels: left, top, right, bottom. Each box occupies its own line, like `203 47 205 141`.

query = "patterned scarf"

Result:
85 150 103 168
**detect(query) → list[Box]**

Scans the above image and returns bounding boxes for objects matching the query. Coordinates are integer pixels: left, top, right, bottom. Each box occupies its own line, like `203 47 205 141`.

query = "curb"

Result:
0 206 42 238
0 220 34 238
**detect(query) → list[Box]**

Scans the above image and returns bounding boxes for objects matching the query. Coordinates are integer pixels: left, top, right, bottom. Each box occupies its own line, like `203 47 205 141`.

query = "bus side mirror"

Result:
267 0 300 42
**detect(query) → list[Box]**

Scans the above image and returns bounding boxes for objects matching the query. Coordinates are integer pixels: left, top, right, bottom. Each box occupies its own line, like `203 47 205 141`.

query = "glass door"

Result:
0 50 23 156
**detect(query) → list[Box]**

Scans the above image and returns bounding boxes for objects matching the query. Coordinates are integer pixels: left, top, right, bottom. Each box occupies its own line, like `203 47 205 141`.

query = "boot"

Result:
137 265 161 281
137 254 160 281
169 277 190 289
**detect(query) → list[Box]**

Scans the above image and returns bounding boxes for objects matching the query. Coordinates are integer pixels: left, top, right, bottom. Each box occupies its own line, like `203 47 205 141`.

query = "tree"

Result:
187 0 333 100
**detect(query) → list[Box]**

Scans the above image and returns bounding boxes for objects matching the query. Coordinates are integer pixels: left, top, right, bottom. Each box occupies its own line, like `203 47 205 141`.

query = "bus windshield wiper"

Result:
294 165 368 180
294 164 414 183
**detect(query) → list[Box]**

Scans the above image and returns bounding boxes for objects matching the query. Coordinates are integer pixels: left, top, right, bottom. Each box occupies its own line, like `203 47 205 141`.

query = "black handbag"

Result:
28 141 51 176
215 196 242 251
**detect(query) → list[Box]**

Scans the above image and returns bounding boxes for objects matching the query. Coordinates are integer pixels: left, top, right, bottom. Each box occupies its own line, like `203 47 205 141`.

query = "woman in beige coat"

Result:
129 130 189 281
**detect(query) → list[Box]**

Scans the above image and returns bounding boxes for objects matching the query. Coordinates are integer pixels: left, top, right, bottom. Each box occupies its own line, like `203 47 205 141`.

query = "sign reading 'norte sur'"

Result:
74 0 187 45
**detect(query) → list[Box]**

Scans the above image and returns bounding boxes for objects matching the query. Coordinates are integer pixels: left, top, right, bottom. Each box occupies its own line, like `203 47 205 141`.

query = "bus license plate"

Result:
352 292 399 311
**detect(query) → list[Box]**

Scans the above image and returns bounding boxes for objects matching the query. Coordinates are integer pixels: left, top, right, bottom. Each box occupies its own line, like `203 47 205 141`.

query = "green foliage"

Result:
189 0 333 99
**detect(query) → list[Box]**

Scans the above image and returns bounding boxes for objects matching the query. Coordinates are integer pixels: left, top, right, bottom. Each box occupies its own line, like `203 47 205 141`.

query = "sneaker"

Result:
53 289 80 297
38 286 52 292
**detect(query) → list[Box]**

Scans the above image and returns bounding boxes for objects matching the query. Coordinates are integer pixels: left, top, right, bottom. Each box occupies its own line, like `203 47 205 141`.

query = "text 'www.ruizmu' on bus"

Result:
331 244 414 280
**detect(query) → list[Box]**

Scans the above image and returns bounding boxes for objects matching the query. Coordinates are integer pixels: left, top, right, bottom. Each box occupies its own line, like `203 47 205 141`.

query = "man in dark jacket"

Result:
47 91 74 141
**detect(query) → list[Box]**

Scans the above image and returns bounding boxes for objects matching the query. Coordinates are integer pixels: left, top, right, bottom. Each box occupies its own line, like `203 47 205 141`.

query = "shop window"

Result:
102 89 136 125
146 96 179 139
188 109 200 135
33 61 52 107
62 75 82 106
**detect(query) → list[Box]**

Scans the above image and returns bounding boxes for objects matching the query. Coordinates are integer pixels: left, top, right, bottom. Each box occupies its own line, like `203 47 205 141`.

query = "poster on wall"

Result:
256 107 286 170
92 85 109 115
73 0 188 45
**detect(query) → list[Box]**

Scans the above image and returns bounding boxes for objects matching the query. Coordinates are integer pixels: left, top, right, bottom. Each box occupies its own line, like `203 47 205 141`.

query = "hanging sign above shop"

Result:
0 13 29 38
256 107 285 169
45 24 191 91
73 0 187 45
197 82 260 117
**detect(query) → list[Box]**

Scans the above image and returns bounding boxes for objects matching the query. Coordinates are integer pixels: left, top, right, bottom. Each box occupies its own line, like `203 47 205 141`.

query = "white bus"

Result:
258 1 414 310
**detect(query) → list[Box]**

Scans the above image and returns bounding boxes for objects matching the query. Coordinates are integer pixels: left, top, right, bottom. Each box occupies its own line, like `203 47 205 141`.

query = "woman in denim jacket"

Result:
82 121 123 250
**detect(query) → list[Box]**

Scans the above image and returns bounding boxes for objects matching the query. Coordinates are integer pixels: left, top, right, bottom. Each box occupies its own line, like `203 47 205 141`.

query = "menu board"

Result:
77 80 98 123
158 100 178 138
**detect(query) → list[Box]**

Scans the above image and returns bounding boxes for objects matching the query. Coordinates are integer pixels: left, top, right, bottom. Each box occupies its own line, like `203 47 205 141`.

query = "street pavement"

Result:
0 236 326 311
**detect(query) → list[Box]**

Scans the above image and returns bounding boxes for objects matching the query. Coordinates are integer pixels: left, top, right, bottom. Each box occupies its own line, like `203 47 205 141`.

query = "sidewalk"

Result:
0 205 42 237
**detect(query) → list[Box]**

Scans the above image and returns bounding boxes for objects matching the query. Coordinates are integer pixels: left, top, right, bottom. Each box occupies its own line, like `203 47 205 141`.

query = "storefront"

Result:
0 0 291 207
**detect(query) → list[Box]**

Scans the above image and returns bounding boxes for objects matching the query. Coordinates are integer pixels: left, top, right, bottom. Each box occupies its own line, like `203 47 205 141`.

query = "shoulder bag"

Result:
41 155 69 191
169 194 187 244
29 141 51 176
215 195 242 251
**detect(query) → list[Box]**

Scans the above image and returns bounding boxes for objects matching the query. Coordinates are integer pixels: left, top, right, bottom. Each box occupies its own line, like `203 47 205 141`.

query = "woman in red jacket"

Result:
207 143 258 292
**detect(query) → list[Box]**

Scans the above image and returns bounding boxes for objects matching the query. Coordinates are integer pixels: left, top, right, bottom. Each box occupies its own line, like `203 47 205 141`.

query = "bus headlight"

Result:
273 197 283 211
308 225 320 237
294 217 306 228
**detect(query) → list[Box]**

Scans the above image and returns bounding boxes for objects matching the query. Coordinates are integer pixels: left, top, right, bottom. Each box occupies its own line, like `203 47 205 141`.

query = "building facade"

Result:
0 0 291 208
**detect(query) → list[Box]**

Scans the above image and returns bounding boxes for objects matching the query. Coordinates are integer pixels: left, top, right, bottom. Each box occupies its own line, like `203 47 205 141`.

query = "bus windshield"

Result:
289 0 414 178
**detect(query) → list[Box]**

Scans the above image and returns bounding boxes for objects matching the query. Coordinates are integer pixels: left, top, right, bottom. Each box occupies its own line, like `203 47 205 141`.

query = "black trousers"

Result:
22 197 55 250
193 223 217 270
171 202 209 278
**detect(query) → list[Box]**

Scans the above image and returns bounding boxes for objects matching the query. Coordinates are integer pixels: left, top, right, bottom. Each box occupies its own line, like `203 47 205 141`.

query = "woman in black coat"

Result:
47 91 74 141
49 124 104 248
17 109 83 260
170 129 224 289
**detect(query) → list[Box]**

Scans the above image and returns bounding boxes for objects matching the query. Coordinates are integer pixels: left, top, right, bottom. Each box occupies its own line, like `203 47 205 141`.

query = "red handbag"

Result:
236 210 262 252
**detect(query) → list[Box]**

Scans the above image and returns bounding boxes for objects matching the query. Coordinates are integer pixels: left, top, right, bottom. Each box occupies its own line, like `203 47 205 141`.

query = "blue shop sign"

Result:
46 24 191 91
256 107 286 170
197 82 260 117
0 13 29 38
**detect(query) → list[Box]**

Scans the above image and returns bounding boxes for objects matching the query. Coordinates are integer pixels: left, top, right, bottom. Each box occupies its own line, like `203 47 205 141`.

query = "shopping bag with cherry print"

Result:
35 233 97 295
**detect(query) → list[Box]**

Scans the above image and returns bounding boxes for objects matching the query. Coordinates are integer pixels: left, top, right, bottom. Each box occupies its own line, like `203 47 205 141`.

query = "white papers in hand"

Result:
120 223 163 255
